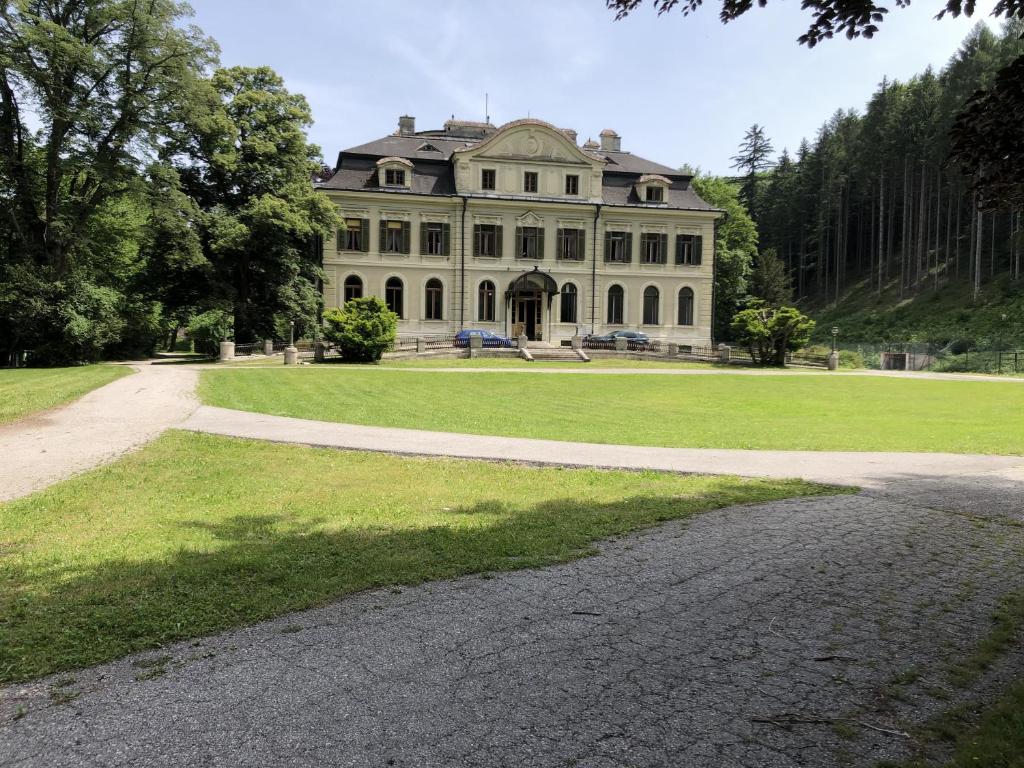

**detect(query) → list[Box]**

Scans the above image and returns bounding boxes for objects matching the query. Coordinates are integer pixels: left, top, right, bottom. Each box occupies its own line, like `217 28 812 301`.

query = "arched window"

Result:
643 286 660 325
607 285 624 325
385 277 404 318
677 287 694 326
560 283 578 324
343 275 363 303
478 280 495 322
425 278 443 320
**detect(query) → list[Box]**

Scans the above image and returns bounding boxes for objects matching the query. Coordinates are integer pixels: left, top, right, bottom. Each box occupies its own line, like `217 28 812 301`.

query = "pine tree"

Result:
730 124 774 216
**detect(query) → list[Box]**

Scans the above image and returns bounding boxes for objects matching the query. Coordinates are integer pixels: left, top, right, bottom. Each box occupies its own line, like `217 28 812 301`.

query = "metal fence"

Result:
422 334 458 350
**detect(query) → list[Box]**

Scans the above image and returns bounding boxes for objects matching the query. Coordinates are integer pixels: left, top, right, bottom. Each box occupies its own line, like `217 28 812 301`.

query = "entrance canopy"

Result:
505 266 559 301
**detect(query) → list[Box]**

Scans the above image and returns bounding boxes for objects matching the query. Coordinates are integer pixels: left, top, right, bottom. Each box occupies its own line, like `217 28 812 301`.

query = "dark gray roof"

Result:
599 150 680 177
339 134 472 163
600 174 715 211
320 127 712 211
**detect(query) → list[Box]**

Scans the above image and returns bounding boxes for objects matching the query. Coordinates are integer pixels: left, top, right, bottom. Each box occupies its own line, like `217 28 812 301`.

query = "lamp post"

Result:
831 326 839 354
828 327 839 371
284 320 298 365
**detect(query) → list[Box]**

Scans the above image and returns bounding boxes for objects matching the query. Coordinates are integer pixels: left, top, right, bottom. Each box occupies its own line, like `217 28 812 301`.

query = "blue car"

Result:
454 329 514 348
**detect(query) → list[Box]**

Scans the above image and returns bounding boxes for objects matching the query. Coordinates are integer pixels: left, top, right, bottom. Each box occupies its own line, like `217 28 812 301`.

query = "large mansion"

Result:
317 116 721 344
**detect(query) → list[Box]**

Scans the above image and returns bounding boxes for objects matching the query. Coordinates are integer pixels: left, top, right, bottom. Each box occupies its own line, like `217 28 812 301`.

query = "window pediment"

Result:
516 211 544 227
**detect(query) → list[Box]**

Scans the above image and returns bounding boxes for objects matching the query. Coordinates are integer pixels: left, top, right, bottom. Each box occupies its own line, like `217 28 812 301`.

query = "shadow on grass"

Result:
0 483 825 684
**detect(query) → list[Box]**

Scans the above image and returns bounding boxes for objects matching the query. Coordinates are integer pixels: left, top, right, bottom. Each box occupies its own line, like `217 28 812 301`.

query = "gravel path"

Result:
3 492 1023 768
182 404 1024 512
3 364 1024 767
0 363 198 501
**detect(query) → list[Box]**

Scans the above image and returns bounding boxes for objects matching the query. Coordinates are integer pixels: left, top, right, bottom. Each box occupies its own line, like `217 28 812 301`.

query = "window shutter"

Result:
625 232 633 263
442 223 451 256
515 226 523 258
337 229 344 250
420 222 428 255
675 235 683 265
556 229 564 259
360 219 370 252
577 230 585 261
603 231 611 262
401 221 411 254
495 225 503 258
694 235 703 265
659 233 668 264
378 219 387 252
537 227 545 259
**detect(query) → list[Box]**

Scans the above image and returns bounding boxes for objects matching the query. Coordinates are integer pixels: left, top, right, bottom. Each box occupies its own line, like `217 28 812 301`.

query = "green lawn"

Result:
200 368 1024 455
0 365 129 424
0 430 834 683
377 356 721 369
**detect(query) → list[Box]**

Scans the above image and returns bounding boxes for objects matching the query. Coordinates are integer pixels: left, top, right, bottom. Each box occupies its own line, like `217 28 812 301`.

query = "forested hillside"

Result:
739 21 1024 346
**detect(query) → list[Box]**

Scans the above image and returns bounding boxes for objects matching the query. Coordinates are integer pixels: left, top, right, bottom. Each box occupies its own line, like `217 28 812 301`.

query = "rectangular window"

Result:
474 224 501 257
641 233 667 264
557 229 584 261
675 234 703 265
645 186 664 202
385 168 405 186
481 169 496 190
605 231 631 263
524 171 538 193
341 218 364 251
381 220 409 254
517 226 543 259
425 223 444 255
565 175 579 195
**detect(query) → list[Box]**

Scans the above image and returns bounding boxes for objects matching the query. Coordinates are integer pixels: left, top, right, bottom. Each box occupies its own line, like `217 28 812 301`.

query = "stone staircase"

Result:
519 343 589 363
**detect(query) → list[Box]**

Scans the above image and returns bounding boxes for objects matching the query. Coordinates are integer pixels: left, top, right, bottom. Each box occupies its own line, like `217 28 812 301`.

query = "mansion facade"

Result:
316 116 721 345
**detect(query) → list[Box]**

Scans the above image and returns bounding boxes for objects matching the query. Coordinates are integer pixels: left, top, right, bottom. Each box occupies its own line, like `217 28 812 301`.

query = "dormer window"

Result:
637 174 671 204
524 171 538 193
565 174 579 195
376 156 413 189
481 168 496 190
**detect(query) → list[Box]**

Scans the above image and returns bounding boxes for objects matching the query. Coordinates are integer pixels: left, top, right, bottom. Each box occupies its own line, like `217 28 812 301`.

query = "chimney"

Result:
599 128 621 152
561 128 578 144
398 115 415 136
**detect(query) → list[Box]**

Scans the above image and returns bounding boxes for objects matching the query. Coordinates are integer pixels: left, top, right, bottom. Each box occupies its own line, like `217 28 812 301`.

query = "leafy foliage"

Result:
0 0 217 363
691 175 758 340
322 297 398 363
749 248 793 307
606 0 1023 46
186 309 233 355
731 303 815 366
949 54 1024 211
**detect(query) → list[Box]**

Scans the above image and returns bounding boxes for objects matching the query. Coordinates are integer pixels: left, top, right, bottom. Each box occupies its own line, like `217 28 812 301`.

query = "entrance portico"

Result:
505 267 559 341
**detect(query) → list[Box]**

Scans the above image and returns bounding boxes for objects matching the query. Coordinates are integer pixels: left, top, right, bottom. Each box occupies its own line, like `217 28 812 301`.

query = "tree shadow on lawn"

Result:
0 481 827 684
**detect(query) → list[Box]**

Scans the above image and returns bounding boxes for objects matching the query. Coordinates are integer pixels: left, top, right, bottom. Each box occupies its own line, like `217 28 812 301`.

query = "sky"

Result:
187 0 1001 175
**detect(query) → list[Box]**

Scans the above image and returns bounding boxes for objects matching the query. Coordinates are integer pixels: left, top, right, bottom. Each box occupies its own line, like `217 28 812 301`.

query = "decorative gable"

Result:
516 211 544 227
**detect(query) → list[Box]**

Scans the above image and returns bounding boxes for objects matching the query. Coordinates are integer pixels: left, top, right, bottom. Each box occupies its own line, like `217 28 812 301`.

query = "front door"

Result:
514 295 542 340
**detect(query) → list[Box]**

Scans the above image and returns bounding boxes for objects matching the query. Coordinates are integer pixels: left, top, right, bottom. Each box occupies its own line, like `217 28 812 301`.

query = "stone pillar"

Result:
263 339 274 356
416 337 426 354
314 342 326 362
667 343 679 357
469 334 483 358
828 351 840 371
718 344 731 363
518 334 528 350
571 335 582 351
284 346 298 365
218 341 235 362
614 337 627 352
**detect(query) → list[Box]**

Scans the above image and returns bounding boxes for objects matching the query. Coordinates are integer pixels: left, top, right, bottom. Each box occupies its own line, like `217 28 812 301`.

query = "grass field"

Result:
0 430 834 683
377 356 720 369
0 365 128 424
200 368 1024 455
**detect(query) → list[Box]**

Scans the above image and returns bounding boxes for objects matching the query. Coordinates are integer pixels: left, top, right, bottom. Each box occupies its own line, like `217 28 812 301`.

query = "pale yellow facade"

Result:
319 119 720 345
